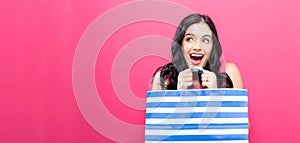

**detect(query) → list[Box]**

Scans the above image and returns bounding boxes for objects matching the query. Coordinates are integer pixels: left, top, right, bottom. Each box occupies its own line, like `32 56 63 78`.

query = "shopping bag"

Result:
145 89 248 143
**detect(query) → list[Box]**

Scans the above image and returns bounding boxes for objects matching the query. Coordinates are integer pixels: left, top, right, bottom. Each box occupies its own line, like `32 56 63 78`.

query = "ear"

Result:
226 63 243 88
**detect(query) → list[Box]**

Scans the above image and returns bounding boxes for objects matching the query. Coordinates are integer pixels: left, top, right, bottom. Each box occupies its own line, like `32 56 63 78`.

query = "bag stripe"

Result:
145 134 248 141
146 112 248 118
145 140 249 143
146 118 249 124
145 129 248 135
147 89 248 97
145 123 249 130
147 101 248 108
146 107 248 113
147 96 248 102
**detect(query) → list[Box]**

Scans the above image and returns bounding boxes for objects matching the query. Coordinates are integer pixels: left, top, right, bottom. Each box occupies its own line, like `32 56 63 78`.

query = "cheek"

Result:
183 44 192 53
205 45 213 56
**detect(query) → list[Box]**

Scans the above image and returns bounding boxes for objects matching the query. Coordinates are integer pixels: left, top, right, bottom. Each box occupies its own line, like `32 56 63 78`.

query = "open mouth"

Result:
189 53 204 65
190 53 204 60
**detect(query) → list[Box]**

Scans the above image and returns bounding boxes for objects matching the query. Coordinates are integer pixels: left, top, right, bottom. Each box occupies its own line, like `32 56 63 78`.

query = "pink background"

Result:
1 0 300 143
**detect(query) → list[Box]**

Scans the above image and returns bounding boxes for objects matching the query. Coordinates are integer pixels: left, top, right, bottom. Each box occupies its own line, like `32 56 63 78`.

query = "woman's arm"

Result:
152 71 163 90
225 63 243 88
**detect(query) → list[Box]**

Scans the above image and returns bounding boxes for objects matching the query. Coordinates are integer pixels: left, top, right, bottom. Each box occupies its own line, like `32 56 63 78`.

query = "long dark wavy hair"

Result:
153 13 233 89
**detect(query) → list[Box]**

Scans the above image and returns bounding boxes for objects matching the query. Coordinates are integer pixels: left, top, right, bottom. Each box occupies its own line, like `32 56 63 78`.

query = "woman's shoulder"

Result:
225 63 243 88
152 63 173 90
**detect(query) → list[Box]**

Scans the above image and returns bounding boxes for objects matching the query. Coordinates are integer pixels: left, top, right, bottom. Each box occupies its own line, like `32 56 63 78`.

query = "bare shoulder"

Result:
225 63 243 88
152 71 163 91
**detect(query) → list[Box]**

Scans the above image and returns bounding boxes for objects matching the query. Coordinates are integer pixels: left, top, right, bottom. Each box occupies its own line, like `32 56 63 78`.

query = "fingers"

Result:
179 69 193 77
180 81 193 89
177 69 193 89
201 70 217 88
178 69 193 82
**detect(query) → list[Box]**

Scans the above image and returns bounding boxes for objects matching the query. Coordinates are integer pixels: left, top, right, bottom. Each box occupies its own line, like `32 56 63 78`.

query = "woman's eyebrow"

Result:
202 34 212 38
185 33 212 38
184 33 195 36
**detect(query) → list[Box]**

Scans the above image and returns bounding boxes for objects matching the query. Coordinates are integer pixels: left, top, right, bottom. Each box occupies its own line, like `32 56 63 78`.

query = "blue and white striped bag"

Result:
145 89 248 143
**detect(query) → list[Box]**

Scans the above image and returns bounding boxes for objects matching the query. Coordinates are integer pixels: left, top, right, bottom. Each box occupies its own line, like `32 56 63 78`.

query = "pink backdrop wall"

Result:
1 0 300 142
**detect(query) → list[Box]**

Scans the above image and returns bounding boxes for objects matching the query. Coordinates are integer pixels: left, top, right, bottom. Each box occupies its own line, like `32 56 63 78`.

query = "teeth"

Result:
191 54 203 57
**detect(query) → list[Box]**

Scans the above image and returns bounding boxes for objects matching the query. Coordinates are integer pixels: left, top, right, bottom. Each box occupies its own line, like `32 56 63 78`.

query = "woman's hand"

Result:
177 68 218 89
201 69 217 88
177 69 193 90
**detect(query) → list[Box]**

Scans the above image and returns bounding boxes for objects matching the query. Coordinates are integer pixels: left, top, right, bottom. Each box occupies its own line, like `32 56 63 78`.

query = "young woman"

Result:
152 13 243 90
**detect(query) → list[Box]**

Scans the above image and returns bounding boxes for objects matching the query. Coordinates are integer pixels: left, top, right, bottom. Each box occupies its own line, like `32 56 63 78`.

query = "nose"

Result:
192 42 202 51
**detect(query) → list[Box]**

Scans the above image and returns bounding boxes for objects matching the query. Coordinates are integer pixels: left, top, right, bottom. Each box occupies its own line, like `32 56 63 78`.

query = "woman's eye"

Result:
202 38 210 44
185 37 194 42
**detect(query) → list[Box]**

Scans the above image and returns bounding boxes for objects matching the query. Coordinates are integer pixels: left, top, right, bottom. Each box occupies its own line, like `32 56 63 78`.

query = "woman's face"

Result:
182 22 213 68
